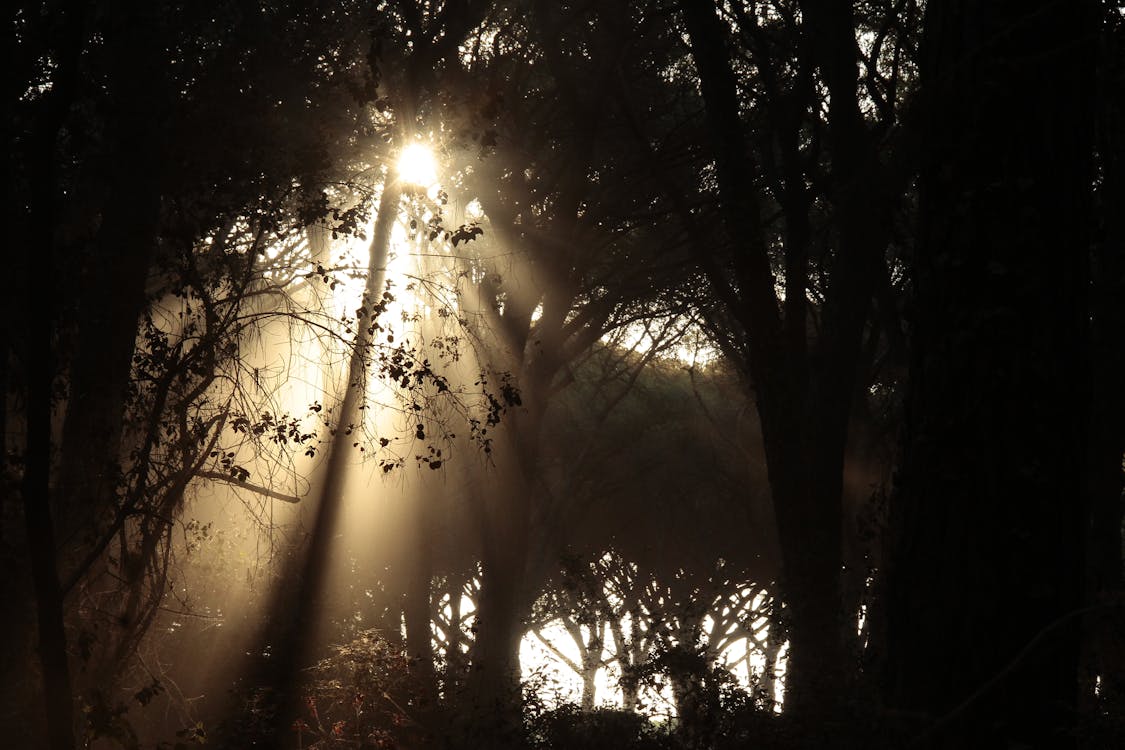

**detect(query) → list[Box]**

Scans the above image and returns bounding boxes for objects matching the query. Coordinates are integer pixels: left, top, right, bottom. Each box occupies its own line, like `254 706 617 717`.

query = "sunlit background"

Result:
141 139 792 737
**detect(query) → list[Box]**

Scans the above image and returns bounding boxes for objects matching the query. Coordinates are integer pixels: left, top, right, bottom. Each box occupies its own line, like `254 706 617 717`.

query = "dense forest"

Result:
5 1 1124 748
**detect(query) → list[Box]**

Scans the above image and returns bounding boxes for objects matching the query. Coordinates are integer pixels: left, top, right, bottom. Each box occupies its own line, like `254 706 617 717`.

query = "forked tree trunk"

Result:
679 1 893 723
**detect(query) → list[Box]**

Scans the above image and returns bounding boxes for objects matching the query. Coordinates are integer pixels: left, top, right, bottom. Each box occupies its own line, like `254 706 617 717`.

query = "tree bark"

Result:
885 2 1097 745
12 5 89 746
23 276 76 750
57 1 165 562
465 429 534 744
1085 4 1125 718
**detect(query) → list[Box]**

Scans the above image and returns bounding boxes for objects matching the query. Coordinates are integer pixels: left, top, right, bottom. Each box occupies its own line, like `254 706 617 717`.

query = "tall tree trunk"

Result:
12 5 89 746
1085 4 1125 720
764 445 845 715
52 6 168 708
463 398 543 745
24 264 76 750
466 475 530 743
679 1 893 722
885 2 1097 745
57 1 165 564
403 481 437 707
256 173 403 735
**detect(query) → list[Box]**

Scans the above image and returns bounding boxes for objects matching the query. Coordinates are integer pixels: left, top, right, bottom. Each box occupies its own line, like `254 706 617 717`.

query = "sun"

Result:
397 142 437 187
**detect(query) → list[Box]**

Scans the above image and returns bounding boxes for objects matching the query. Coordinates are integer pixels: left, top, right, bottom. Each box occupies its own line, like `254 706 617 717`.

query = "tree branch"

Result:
195 470 303 504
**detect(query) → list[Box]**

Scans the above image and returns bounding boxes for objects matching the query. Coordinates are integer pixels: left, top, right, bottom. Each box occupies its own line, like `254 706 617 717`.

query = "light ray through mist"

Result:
152 157 792 736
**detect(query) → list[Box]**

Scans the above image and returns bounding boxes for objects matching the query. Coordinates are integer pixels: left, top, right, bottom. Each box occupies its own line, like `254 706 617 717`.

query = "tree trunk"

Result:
466 478 529 742
679 1 892 722
57 1 165 564
442 567 470 695
577 621 603 711
403 482 437 707
580 668 598 712
254 174 404 734
464 391 543 741
612 609 643 713
885 2 1097 745
765 435 845 717
13 5 96 747
758 629 782 709
23 284 76 750
1085 6 1125 720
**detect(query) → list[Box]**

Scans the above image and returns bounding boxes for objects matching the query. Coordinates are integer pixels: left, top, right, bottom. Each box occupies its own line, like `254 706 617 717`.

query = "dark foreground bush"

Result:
526 705 675 750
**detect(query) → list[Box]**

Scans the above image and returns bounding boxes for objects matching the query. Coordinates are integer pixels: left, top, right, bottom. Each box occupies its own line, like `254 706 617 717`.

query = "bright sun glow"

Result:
397 142 437 186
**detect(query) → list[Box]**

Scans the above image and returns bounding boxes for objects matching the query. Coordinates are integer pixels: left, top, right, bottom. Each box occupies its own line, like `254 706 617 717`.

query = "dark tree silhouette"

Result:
437 3 702 732
673 0 914 720
1085 1 1125 728
885 1 1098 746
8 1 387 745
